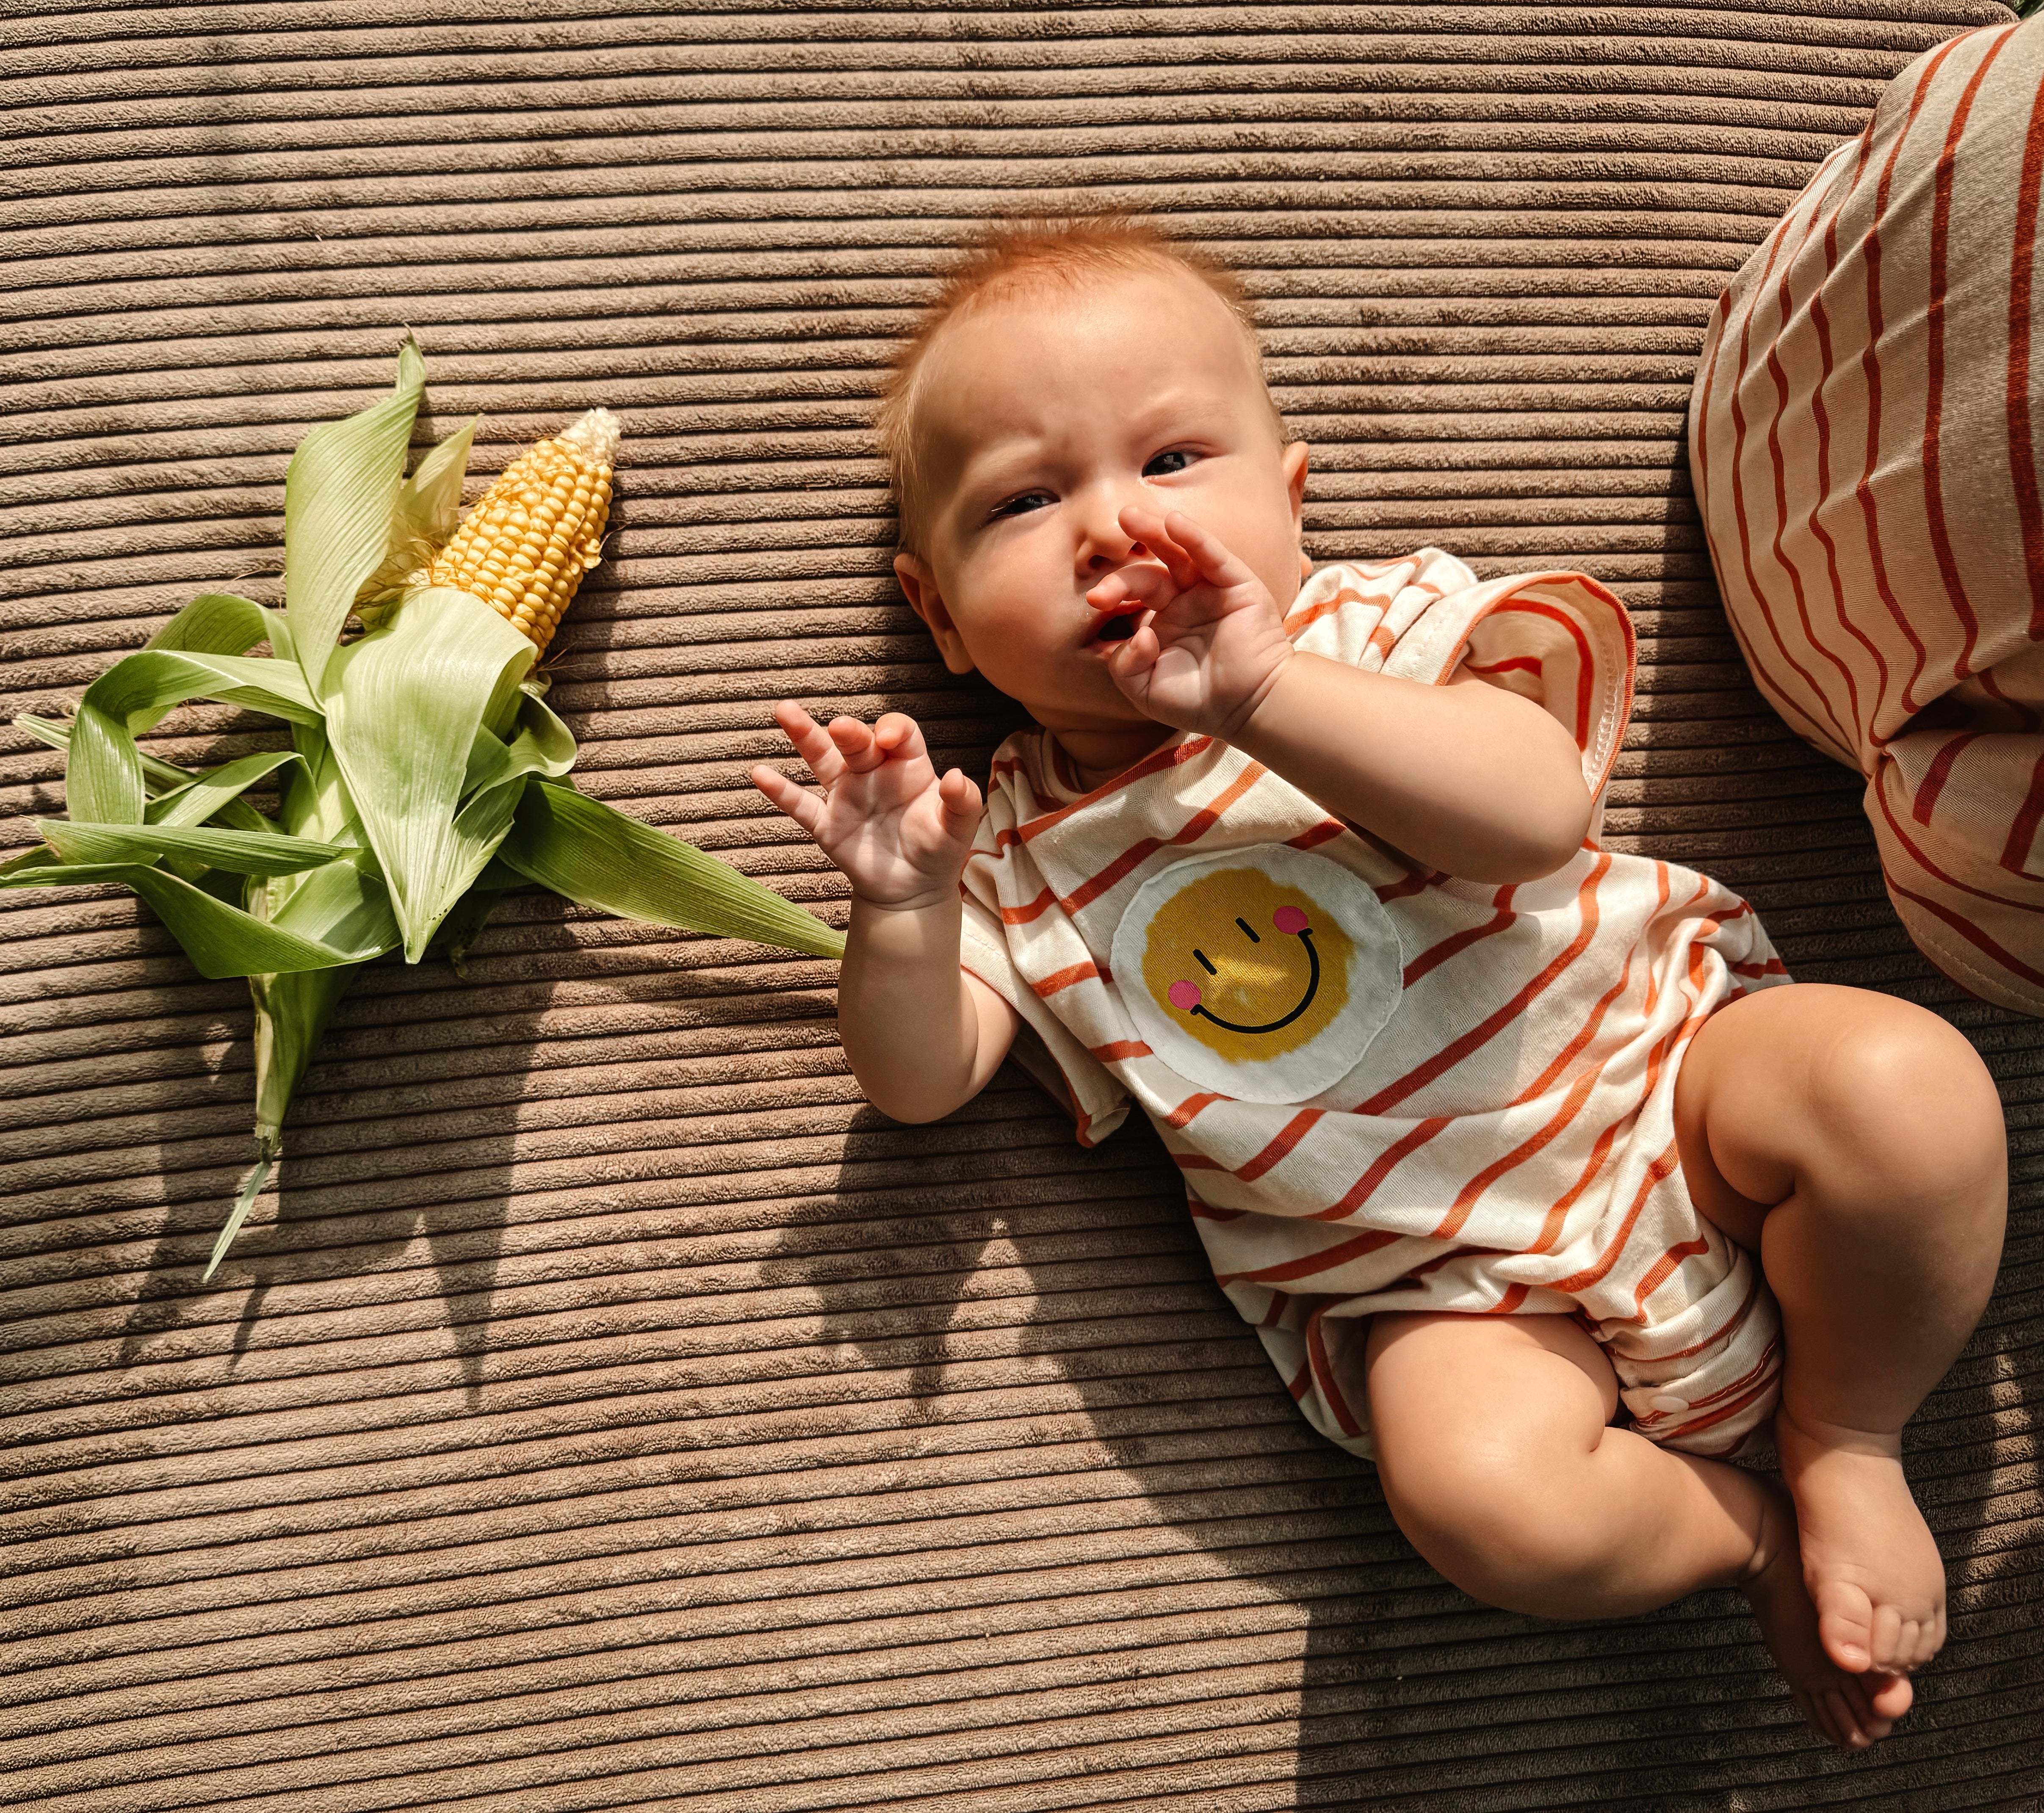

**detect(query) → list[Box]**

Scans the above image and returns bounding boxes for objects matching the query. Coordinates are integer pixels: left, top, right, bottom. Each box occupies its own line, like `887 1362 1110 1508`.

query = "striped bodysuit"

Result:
957 550 1788 1459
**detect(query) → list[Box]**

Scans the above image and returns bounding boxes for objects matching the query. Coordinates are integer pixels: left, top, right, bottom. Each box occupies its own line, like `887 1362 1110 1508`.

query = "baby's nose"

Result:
1086 538 1145 572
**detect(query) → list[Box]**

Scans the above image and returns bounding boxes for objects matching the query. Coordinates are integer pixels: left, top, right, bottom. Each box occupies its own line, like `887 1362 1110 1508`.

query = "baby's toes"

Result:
1838 1670 1911 1746
1875 1612 1936 1677
1902 1609 1946 1674
1812 1577 1878 1673
1798 1691 1843 1749
1867 1603 1907 1674
1807 1685 1881 1750
1864 1668 1914 1725
1859 1594 1945 1675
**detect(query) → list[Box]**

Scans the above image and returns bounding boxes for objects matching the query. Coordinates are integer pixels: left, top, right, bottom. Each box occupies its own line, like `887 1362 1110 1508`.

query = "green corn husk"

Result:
11 342 844 1280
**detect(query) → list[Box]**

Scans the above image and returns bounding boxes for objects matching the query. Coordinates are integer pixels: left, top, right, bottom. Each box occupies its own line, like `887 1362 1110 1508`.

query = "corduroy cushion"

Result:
3 4 2038 1808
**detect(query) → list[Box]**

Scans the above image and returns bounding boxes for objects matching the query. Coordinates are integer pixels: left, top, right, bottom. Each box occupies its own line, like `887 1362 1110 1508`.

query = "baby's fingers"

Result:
1087 562 1174 614
871 711 931 766
750 763 827 838
1162 510 1258 590
772 701 844 786
1117 506 1199 589
937 766 983 821
1104 619 1164 691
826 713 887 773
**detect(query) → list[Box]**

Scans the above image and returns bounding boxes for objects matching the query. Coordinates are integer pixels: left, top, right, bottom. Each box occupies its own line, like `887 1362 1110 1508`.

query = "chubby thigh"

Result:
1364 1309 1619 1473
1358 1311 1623 1601
1355 1305 1792 1626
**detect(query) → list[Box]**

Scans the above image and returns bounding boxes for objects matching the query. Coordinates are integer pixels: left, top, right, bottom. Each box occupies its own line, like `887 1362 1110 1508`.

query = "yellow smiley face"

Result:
1139 865 1352 1064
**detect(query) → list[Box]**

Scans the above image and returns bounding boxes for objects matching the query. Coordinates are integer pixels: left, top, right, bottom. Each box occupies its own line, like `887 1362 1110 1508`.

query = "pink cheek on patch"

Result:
1167 981 1202 1011
1273 906 1309 935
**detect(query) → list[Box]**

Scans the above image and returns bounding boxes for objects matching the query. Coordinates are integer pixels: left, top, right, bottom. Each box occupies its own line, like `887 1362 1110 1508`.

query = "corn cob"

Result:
428 407 620 654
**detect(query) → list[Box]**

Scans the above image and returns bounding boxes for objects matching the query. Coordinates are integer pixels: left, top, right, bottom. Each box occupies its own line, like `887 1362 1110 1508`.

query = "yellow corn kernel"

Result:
429 407 620 654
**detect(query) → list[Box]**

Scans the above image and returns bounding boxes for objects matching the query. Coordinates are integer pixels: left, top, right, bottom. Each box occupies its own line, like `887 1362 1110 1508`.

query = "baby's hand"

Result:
751 705 983 910
1088 507 1294 738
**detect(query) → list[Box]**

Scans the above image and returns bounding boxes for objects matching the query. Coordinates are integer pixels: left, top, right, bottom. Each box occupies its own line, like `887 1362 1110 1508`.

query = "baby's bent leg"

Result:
1364 1310 1909 1749
1366 1310 1755 1616
1674 983 2007 1680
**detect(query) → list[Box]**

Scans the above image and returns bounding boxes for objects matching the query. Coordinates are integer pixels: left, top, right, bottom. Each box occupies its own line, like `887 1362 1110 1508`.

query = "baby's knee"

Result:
1377 1437 1619 1617
1806 994 2005 1201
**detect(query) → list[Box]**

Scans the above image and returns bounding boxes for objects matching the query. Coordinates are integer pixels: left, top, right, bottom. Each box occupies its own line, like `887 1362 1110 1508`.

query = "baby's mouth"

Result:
1086 612 1140 649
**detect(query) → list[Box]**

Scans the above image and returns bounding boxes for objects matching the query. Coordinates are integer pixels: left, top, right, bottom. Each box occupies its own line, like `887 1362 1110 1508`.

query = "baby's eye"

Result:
1143 450 1196 477
990 491 1052 520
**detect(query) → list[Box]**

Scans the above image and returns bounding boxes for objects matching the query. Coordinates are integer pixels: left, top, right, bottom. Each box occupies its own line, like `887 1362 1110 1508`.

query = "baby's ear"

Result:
1283 441 1312 583
1282 439 1310 530
895 553 977 677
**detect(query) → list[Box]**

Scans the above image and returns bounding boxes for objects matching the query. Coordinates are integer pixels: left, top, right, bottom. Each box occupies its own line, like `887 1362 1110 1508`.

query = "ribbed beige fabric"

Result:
3 4 2038 1809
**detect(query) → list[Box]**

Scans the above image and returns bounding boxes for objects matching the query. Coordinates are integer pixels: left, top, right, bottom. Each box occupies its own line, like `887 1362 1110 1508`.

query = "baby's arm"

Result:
1093 510 1593 883
752 705 1019 1123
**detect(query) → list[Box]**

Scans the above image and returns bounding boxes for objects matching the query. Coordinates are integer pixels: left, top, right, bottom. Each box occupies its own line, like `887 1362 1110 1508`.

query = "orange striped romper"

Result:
957 550 1789 1459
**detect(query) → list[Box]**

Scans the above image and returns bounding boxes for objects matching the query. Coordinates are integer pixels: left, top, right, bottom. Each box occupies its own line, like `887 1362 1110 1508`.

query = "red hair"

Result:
875 214 1276 553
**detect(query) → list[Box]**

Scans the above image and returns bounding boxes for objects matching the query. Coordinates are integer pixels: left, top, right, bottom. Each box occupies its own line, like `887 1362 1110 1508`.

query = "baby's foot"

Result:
1775 1406 1948 1676
1740 1478 1914 1749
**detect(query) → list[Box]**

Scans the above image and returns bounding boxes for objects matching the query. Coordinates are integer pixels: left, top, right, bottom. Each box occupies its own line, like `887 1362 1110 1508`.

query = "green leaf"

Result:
394 337 426 395
66 648 322 826
36 819 346 876
195 865 246 903
63 702 155 827
322 585 537 961
461 686 576 799
443 690 581 872
144 591 278 656
447 773 528 879
284 343 426 689
399 417 477 548
263 848 400 952
12 713 70 756
0 844 66 879
501 781 844 959
206 1130 282 1283
429 882 505 980
147 750 302 829
277 722 364 848
87 648 320 725
0 858 394 977
22 713 279 835
355 415 482 607
26 713 185 788
134 592 284 732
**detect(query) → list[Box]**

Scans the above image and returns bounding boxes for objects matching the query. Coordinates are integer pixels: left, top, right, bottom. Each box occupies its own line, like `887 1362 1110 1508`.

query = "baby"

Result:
752 218 2008 1749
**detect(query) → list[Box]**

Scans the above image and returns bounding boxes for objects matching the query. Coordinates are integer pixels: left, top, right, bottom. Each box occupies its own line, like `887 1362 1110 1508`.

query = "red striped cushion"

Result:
1692 15 2044 1014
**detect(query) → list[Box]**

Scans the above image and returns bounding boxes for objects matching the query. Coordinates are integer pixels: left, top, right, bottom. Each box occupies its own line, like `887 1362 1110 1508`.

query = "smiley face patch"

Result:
1111 846 1403 1103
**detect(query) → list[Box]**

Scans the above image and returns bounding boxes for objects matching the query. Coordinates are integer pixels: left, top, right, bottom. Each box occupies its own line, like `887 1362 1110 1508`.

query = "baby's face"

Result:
894 267 1309 741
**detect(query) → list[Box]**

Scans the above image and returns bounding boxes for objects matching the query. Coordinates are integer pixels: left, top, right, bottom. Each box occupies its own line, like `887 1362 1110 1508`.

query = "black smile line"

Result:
1187 929 1320 1034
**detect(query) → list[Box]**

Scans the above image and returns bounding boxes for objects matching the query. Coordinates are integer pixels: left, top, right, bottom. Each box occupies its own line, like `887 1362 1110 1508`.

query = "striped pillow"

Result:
1690 15 2044 1014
